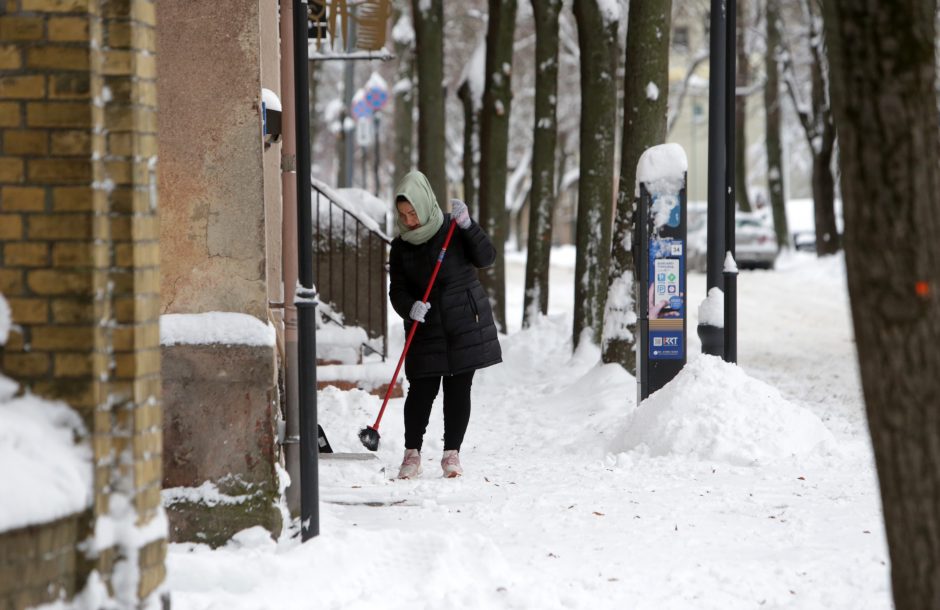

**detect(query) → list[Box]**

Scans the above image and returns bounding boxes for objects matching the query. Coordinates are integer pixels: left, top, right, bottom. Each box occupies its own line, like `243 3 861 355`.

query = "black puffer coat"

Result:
389 214 502 379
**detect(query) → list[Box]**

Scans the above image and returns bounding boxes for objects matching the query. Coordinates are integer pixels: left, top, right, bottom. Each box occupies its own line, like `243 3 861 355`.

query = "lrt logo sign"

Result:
651 332 683 360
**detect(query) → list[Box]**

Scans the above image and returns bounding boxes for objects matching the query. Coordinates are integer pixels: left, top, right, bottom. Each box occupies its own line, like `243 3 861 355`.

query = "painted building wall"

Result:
156 0 270 319
154 0 283 547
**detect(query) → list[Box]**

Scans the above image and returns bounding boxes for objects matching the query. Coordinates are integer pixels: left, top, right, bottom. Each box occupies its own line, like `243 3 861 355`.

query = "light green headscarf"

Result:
395 171 444 245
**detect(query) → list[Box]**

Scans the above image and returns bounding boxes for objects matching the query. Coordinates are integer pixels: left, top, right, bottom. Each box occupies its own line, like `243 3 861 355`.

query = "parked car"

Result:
686 202 708 272
685 205 778 271
734 212 777 269
793 230 817 252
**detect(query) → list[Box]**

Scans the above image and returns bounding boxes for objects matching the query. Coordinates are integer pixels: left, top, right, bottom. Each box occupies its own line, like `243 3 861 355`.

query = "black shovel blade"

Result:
318 425 333 453
359 426 380 451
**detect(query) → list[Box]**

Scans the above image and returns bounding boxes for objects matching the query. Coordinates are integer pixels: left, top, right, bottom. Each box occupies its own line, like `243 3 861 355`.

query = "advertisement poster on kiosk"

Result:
647 193 685 361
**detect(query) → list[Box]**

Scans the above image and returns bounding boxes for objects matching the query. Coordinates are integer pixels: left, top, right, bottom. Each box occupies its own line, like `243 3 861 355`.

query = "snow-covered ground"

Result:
166 248 890 609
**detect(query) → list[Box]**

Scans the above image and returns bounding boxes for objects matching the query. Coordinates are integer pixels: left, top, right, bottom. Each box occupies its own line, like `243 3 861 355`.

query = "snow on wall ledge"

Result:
160 312 275 347
0 376 93 533
612 355 835 466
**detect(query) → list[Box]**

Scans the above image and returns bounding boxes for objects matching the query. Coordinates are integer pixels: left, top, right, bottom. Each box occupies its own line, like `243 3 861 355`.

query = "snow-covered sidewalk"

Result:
167 250 890 609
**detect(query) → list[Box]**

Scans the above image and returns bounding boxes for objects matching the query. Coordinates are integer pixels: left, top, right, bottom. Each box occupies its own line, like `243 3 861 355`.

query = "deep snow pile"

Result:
0 294 93 533
615 355 835 465
165 251 890 610
0 385 93 532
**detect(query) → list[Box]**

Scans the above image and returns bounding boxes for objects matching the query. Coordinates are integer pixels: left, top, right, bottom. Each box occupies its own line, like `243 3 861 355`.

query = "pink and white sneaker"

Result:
398 448 422 479
441 450 463 478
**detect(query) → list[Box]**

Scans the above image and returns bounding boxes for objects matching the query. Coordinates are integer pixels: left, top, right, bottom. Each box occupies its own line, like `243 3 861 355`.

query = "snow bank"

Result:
613 355 834 465
334 187 387 225
160 312 275 347
311 176 391 241
168 523 558 610
0 381 93 532
316 324 369 364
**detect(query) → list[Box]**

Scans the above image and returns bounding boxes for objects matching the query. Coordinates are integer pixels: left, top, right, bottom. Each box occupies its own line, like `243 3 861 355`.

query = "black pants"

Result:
403 371 475 452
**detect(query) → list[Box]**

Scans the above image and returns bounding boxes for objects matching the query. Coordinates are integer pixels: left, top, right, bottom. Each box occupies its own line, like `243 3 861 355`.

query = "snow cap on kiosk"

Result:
636 143 689 197
395 170 444 245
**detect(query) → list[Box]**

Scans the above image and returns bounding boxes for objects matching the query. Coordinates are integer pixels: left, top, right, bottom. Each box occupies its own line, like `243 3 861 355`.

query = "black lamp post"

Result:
723 0 738 364
698 0 738 362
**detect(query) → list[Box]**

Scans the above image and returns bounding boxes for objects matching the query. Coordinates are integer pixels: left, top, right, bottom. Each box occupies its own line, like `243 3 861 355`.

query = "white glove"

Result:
409 300 431 323
450 199 471 229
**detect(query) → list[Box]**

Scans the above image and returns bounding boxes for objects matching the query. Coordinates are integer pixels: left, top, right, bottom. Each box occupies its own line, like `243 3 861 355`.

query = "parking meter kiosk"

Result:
636 144 689 402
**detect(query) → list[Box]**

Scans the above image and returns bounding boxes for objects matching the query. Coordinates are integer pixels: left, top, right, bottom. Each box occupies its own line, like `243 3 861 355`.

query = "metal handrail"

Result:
312 184 392 360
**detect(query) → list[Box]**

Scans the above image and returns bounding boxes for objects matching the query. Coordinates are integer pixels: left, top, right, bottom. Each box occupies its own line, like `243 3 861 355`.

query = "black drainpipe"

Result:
293 0 319 541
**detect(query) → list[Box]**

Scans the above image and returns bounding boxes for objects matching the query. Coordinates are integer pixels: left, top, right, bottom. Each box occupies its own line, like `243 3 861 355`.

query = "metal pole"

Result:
293 0 319 541
373 113 380 197
724 0 738 363
698 0 727 357
342 15 357 187
360 139 367 190
279 0 301 517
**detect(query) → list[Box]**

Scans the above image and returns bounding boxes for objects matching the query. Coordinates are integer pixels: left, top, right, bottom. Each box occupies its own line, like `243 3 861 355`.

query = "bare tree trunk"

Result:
602 0 670 369
808 23 839 256
823 2 940 608
764 0 789 249
572 0 619 348
457 81 479 216
393 9 415 190
812 124 838 254
478 0 518 332
412 0 447 206
735 0 752 212
782 0 839 255
522 0 562 329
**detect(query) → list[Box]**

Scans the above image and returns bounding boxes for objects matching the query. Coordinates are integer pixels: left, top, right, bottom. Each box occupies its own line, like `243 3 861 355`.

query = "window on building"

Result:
673 26 690 50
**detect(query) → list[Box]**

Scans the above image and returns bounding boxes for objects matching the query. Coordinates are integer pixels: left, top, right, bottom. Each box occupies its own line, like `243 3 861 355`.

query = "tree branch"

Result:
666 48 709 135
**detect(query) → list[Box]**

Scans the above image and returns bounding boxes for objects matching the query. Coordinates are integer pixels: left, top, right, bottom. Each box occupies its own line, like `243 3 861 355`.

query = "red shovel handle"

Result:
370 219 458 431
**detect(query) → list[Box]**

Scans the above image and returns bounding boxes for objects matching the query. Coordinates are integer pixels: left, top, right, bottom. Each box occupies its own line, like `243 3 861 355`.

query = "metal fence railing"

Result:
311 183 391 360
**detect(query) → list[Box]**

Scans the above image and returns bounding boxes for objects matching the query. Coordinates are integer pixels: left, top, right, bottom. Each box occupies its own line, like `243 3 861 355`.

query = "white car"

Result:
685 206 778 271
734 212 778 269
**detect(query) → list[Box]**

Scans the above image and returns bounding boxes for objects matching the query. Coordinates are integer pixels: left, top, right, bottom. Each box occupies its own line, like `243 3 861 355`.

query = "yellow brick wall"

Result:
0 0 165 606
0 515 82 608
